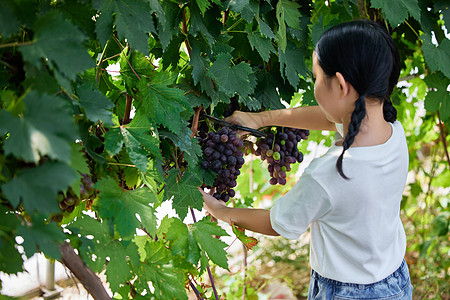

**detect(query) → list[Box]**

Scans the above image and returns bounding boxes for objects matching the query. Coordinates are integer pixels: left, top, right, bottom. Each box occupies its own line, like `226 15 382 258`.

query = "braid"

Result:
383 97 397 122
336 95 367 179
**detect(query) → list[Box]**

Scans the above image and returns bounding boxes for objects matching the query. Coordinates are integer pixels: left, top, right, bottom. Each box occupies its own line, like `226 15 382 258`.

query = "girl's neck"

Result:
340 100 392 148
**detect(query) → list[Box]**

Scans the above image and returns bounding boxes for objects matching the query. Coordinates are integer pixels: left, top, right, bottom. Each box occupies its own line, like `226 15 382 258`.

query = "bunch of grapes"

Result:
255 127 309 185
52 173 95 222
199 126 244 202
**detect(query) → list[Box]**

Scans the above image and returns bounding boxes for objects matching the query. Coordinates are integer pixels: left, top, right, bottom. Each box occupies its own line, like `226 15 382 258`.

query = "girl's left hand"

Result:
198 187 226 218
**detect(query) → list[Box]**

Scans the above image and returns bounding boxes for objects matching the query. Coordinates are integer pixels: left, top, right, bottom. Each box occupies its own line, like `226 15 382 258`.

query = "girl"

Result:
199 20 413 299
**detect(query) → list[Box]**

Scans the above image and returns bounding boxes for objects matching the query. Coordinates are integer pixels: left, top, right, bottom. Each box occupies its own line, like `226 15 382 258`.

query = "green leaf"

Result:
119 49 156 90
276 0 287 52
104 127 124 156
96 177 158 239
160 126 202 167
137 241 188 300
189 3 217 46
189 38 210 85
279 41 307 88
0 91 77 164
277 0 302 29
165 218 201 265
126 112 161 160
20 11 93 81
77 84 115 126
421 36 450 78
96 0 155 54
70 143 90 174
120 126 150 171
2 162 78 214
247 30 276 62
17 215 65 259
69 216 133 292
207 53 256 98
0 0 20 38
0 208 23 274
191 219 229 270
135 72 190 134
165 168 204 220
371 0 420 27
257 17 277 40
196 0 212 14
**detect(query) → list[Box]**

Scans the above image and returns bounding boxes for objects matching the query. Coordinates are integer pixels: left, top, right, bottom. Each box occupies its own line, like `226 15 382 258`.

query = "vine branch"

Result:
59 242 111 300
191 106 203 137
122 93 133 125
437 110 450 166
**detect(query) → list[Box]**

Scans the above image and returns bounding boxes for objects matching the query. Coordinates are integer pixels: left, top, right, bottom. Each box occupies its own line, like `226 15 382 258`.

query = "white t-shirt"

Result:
270 121 408 284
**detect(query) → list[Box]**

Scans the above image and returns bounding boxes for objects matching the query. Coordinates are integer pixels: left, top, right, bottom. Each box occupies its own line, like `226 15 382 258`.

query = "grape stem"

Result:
190 207 220 300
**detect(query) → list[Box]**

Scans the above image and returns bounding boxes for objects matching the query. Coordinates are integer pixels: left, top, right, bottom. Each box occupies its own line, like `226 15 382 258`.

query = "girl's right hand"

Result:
224 111 265 135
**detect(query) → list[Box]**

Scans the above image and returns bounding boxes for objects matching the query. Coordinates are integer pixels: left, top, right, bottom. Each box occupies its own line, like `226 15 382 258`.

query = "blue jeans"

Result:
308 260 413 299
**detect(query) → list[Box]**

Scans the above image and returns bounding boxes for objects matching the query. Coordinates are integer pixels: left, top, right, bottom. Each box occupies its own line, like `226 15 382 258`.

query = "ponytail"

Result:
336 95 367 179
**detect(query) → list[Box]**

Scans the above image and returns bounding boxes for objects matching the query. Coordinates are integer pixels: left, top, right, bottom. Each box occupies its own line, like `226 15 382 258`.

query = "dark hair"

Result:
315 20 400 179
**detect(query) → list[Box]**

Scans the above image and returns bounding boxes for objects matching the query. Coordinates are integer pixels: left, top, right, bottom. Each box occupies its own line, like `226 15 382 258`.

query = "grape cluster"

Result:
199 127 244 202
52 174 95 222
255 127 309 185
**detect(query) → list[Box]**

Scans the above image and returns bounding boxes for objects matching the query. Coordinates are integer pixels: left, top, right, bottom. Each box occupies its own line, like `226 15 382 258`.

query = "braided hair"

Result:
315 20 400 179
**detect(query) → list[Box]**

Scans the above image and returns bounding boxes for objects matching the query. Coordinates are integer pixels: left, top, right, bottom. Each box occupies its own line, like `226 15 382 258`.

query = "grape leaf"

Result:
189 3 217 46
69 215 132 292
247 29 276 62
0 208 23 274
257 17 277 40
165 218 201 265
424 73 450 122
0 91 77 164
96 177 158 239
196 0 212 15
135 72 190 134
191 219 229 270
96 0 155 54
119 49 156 89
136 241 187 300
160 126 202 167
0 0 20 38
70 143 90 175
165 169 204 220
104 127 124 156
20 10 93 81
157 1 180 51
2 162 78 214
276 0 287 52
77 83 115 126
231 222 259 250
189 39 210 85
421 36 450 78
277 0 302 30
254 72 287 110
371 0 420 27
17 214 65 259
279 41 307 88
207 53 256 98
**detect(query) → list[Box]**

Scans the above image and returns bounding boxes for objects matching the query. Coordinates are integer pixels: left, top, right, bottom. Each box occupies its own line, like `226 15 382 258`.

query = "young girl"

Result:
199 20 413 299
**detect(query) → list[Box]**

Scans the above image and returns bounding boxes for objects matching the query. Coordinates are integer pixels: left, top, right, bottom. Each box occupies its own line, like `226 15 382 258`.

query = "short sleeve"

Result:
270 174 332 239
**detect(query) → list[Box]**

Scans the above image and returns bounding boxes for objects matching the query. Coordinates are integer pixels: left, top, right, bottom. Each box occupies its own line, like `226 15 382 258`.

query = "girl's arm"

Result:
198 188 280 236
226 105 336 132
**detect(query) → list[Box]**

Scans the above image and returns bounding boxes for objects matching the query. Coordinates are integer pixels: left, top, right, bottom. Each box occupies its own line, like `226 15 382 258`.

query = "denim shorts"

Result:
308 260 413 299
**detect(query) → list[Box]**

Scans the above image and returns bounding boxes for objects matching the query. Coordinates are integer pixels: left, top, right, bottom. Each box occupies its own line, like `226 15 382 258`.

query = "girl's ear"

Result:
335 72 352 98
